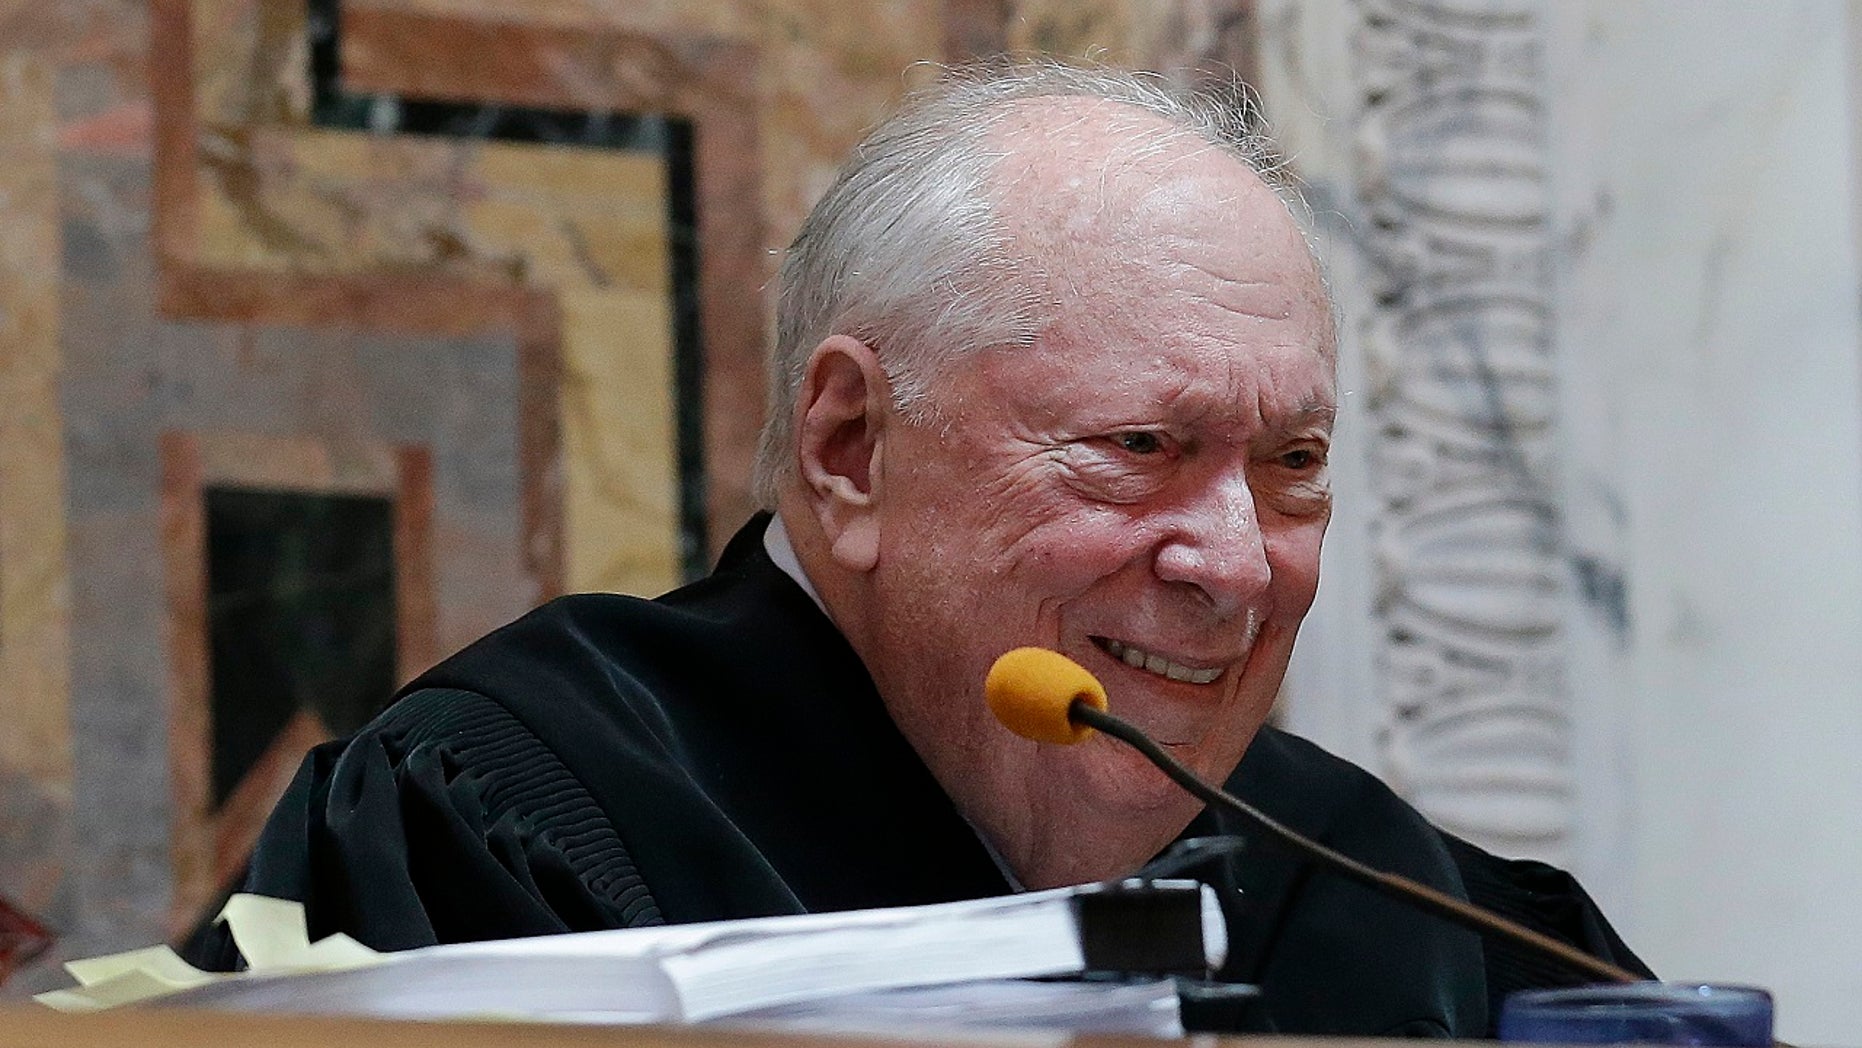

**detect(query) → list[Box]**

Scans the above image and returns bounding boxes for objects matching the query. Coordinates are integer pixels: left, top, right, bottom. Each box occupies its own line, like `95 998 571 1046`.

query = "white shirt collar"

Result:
762 512 828 616
758 512 1024 890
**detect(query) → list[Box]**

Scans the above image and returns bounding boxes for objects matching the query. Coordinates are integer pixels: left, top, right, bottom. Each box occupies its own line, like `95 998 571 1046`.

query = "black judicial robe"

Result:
190 517 1651 1037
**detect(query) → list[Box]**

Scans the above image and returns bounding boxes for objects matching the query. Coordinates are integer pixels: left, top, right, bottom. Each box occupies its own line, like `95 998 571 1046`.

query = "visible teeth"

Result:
1097 638 1223 685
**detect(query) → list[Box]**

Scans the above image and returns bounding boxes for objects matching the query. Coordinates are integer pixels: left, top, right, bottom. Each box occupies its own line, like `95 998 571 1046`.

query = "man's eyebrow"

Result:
1251 398 1336 437
1291 400 1337 426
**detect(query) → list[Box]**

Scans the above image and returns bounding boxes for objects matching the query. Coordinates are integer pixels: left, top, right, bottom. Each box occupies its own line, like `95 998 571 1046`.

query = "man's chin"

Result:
1070 737 1205 818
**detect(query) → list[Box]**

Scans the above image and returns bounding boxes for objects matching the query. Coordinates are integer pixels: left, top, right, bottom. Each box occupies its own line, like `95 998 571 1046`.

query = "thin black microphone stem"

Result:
1070 701 1643 986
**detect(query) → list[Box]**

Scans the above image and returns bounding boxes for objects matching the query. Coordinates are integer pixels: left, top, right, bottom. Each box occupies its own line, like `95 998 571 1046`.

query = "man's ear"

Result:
796 334 890 572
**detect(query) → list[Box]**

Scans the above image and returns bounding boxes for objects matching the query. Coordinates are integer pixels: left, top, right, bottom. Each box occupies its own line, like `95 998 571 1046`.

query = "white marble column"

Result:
1261 1 1862 1041
1264 0 1578 864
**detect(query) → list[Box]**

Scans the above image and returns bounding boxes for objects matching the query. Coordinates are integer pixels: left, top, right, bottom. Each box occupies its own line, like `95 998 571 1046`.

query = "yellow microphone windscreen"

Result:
985 647 1108 745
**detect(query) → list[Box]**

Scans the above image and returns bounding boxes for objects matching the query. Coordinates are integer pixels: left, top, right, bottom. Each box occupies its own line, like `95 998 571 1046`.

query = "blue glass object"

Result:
1500 983 1773 1046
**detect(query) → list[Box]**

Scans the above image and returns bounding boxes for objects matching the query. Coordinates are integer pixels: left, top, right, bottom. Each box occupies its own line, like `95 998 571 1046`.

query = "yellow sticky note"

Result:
35 965 207 1011
217 893 315 970
35 896 385 1013
65 945 210 989
302 932 381 968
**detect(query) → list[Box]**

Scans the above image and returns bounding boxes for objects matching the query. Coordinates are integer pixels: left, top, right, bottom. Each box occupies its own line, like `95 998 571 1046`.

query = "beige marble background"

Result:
0 47 75 934
0 0 1257 990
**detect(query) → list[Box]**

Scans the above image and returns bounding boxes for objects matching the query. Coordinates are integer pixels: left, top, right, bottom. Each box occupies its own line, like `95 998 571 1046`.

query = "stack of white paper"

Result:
44 882 1226 1035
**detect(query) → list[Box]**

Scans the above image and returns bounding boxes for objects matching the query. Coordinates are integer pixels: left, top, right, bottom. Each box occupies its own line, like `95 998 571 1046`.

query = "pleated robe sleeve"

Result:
182 687 663 970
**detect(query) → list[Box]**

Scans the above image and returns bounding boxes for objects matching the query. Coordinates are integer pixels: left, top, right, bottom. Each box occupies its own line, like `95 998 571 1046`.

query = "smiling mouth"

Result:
1090 636 1226 685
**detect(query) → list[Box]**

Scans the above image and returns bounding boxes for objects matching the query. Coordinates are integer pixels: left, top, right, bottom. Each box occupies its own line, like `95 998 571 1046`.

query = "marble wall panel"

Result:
33 0 152 162
56 154 194 974
1004 0 1140 57
333 2 773 548
340 0 934 309
468 144 670 291
190 127 669 291
189 0 309 129
295 0 1264 570
560 290 678 595
53 150 530 963
172 0 693 595
159 428 437 925
330 0 1261 311
942 0 1012 61
0 1 147 86
348 0 763 40
0 0 148 982
1003 1 1260 88
1541 6 1862 1039
754 1 947 250
189 429 399 493
0 47 75 942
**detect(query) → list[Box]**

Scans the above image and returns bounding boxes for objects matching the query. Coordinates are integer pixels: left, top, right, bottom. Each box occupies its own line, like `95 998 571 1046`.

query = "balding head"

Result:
984 95 1335 376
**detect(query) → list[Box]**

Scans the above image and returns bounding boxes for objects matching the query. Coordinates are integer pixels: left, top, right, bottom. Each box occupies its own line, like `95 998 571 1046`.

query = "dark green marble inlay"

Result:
205 487 397 806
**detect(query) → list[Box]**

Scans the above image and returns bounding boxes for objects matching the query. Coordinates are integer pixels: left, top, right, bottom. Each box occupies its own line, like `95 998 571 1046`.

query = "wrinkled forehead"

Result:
984 99 1285 242
985 96 1231 192
981 97 1336 359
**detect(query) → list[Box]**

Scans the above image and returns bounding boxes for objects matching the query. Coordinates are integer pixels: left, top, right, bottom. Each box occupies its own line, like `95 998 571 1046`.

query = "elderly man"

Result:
195 63 1647 1035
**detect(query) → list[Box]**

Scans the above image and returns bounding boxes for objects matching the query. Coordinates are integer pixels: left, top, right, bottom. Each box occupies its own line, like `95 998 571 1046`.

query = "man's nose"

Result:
1151 470 1272 619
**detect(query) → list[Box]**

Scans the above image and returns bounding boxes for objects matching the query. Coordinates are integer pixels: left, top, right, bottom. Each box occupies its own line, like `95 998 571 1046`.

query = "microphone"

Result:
984 645 1107 744
985 647 1642 986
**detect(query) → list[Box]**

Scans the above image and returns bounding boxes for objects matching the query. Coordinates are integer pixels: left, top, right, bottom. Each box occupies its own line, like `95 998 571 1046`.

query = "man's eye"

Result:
1280 448 1316 470
1113 431 1166 455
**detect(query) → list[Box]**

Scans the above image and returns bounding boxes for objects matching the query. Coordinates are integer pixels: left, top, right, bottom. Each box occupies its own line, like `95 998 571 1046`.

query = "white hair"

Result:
752 58 1297 508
